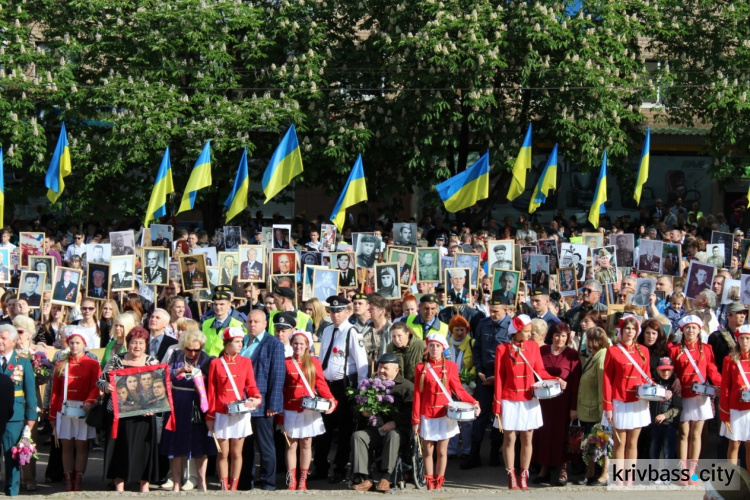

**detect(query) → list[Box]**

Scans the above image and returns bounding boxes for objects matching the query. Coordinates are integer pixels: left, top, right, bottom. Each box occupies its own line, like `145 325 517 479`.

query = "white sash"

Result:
63 361 69 403
737 359 750 389
292 358 316 398
220 356 243 401
683 346 706 384
426 363 454 404
617 344 653 384
514 344 545 384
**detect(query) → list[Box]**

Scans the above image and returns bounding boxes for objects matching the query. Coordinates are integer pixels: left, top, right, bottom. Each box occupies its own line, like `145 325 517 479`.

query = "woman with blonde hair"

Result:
167 296 188 335
99 299 120 346
101 312 137 367
303 298 330 341
35 304 68 347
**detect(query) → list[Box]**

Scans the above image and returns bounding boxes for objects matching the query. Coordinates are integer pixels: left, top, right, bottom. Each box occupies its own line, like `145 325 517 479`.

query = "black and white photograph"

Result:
492 269 520 307
722 278 741 305
87 263 110 299
51 267 83 306
662 243 682 277
445 268 471 305
169 262 181 285
272 224 291 249
223 226 241 251
416 248 440 283
198 267 221 301
86 243 111 264
110 230 136 256
538 239 559 274
388 249 415 287
29 256 54 291
557 267 578 296
179 254 208 291
637 239 663 273
192 246 217 267
110 255 136 292
487 240 514 274
218 251 239 285
455 253 480 289
313 267 341 300
18 271 45 308
685 261 716 300
520 246 538 282
392 223 417 247
353 233 381 268
331 252 357 288
741 275 750 305
271 251 297 275
142 247 170 286
582 232 603 251
300 251 322 271
705 244 726 269
529 255 550 291
110 365 172 419
262 227 273 252
711 231 734 271
592 246 618 284
440 256 454 274
150 224 173 249
0 248 9 284
374 263 399 299
610 233 635 268
320 224 337 253
559 242 588 282
629 278 657 306
238 245 265 282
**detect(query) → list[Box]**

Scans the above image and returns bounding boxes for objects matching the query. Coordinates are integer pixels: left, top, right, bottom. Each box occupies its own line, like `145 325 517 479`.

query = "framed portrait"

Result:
722 279 741 305
711 230 734 269
548 273 559 293
662 243 682 277
610 233 635 268
222 226 241 251
178 254 209 292
28 256 54 291
302 264 324 301
440 256 454 274
374 263 400 300
519 246 538 282
19 232 44 267
313 267 341 301
705 244 726 269
331 252 357 288
629 278 656 306
0 247 10 284
272 224 292 249
455 253 480 289
141 247 170 286
353 233 381 269
538 239 559 273
487 241 515 275
51 267 83 306
320 224 338 253
87 263 110 300
271 251 297 275
592 246 618 284
741 275 750 306
18 271 45 309
10 251 20 281
192 246 217 267
109 364 174 420
388 249 415 287
444 268 471 305
416 248 441 283
392 223 417 247
261 227 273 252
110 255 136 292
110 230 136 256
149 224 173 249
238 245 266 282
300 251 322 273
685 261 716 300
169 262 181 284
529 255 550 291
217 251 239 285
582 232 603 251
86 243 111 265
637 239 663 273
270 275 297 307
198 267 221 302
557 267 578 297
559 242 588 282
491 269 520 308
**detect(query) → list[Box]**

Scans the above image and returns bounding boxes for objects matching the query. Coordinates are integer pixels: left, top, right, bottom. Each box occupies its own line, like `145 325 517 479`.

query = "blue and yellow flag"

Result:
178 141 212 214
144 147 175 227
634 127 650 205
588 151 608 228
45 123 72 203
330 154 367 231
0 148 4 228
224 148 250 223
262 124 303 203
436 151 491 213
529 144 558 214
507 124 532 201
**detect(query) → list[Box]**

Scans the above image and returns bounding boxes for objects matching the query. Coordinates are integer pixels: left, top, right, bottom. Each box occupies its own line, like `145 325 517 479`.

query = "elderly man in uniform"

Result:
593 248 617 284
310 296 368 483
350 353 414 492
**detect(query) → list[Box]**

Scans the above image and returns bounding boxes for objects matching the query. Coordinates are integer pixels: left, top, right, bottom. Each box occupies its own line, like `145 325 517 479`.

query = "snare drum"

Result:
740 389 750 403
301 397 332 413
447 401 476 421
227 400 254 415
637 384 667 402
61 401 87 418
532 380 563 399
691 382 717 397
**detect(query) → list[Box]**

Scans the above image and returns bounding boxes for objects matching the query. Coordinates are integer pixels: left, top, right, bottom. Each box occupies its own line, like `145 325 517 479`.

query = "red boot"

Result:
520 469 530 490
688 460 699 486
298 469 309 491
678 460 689 486
506 469 518 490
435 476 445 490
229 478 239 491
64 471 74 492
425 474 435 490
220 477 230 491
73 471 84 491
286 468 297 490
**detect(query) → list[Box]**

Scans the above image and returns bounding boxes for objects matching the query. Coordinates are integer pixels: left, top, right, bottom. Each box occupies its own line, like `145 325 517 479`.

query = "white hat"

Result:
508 314 532 335
222 326 245 341
66 328 88 346
678 315 704 330
425 332 449 350
290 330 313 346
734 324 750 340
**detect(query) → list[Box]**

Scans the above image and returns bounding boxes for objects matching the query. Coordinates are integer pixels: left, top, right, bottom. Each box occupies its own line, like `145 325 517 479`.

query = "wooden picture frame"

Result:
51 267 83 306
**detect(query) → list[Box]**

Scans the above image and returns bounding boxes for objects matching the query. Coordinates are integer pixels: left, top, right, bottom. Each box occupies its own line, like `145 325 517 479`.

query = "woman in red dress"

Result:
494 315 564 490
412 333 479 490
719 324 750 468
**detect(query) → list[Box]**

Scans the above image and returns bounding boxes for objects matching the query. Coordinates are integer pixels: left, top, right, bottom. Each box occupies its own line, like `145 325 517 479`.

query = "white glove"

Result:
22 425 31 439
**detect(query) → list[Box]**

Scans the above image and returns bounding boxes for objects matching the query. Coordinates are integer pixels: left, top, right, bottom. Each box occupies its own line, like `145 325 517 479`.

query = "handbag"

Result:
564 419 583 461
191 400 205 424
85 395 108 429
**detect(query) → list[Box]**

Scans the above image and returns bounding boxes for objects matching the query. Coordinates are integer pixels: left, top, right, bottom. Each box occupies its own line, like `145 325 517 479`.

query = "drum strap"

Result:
291 358 316 398
426 363 454 405
736 359 750 390
63 360 69 404
514 346 545 384
683 347 706 384
617 344 653 384
220 357 243 401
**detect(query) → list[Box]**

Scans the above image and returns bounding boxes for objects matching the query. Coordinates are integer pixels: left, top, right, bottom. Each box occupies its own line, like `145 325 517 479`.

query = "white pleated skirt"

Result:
283 409 325 439
720 409 750 442
55 412 96 441
612 399 650 430
681 395 713 422
419 415 459 441
210 412 253 439
496 399 543 431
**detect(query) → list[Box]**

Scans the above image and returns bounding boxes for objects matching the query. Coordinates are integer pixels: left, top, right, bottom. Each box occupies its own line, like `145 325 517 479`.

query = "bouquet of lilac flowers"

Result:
11 436 38 466
32 351 54 385
347 377 396 427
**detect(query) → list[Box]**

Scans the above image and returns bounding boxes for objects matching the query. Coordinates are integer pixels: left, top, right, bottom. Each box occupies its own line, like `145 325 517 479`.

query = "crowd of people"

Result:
0 201 749 495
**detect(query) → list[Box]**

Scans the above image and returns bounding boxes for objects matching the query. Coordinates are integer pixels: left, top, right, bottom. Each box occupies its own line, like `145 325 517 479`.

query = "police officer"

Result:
405 294 449 339
267 287 313 335
311 296 368 483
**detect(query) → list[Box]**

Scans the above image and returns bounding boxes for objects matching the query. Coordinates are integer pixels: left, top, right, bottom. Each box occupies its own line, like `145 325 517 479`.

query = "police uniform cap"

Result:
420 294 439 304
272 286 295 300
352 293 368 301
215 285 234 294
597 248 612 258
185 257 198 264
273 312 297 329
359 234 378 244
530 287 550 296
212 291 232 301
489 290 513 305
326 295 350 311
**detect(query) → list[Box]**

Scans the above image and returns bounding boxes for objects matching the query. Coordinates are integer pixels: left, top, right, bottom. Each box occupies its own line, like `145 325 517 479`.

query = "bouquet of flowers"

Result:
11 435 38 466
347 377 396 427
459 368 477 395
32 351 54 385
581 423 613 467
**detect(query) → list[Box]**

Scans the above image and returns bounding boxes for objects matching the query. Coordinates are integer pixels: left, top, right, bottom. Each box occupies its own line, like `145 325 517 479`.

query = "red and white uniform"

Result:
49 354 101 440
719 352 750 441
282 356 336 439
603 343 651 430
207 353 261 439
670 341 721 422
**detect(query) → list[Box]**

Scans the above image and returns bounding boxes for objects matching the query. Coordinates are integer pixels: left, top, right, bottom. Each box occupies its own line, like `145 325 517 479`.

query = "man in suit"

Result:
315 271 338 300
88 269 108 298
144 250 169 285
238 310 286 490
53 269 78 302
89 244 107 263
111 234 135 256
182 257 206 290
571 252 585 281
240 248 263 281
111 259 134 290
531 262 549 291
638 243 661 273
0 325 38 496
18 273 41 308
495 271 517 305
614 235 634 268
147 309 178 362
447 269 470 304
336 253 356 287
152 231 170 248
220 254 236 285
273 229 290 249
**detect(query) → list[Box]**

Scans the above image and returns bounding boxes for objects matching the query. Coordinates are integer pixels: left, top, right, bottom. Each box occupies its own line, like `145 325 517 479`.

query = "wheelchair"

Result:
348 432 427 490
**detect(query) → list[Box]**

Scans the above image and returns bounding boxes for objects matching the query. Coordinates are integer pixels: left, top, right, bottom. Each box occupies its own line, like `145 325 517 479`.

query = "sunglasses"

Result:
81 307 96 311
75 236 84 240
184 348 201 353
581 288 598 295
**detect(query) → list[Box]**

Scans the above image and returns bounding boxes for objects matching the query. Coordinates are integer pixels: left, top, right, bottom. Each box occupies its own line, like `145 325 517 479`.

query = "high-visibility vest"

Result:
201 316 246 357
405 315 449 340
268 309 313 335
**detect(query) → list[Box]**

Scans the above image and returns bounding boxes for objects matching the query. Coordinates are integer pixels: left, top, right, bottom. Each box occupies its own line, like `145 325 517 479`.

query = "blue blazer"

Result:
241 333 285 415
2 350 38 422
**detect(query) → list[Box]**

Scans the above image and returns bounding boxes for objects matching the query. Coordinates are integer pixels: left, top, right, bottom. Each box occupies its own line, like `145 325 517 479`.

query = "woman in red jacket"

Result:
412 333 479 490
49 329 101 491
493 314 563 490
720 325 750 468
603 316 651 482
206 327 262 491
283 331 336 491
670 315 721 482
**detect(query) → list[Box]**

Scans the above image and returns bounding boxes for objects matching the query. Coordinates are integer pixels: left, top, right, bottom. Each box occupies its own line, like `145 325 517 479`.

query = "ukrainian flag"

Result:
0 148 4 228
507 124 532 201
436 151 490 213
45 122 72 203
262 124 303 203
144 147 175 227
178 141 212 214
633 127 650 205
528 144 558 214
330 154 367 231
224 148 249 223
588 151 608 228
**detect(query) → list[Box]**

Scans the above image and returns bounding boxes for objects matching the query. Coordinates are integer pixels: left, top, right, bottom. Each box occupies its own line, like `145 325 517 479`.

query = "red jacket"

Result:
207 354 261 420
412 358 476 424
283 357 336 412
719 353 750 422
49 355 101 419
493 340 556 414
669 342 722 398
603 343 651 410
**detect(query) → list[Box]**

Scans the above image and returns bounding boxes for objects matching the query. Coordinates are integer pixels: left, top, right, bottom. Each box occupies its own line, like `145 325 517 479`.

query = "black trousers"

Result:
238 415 276 490
313 379 354 474
470 382 501 446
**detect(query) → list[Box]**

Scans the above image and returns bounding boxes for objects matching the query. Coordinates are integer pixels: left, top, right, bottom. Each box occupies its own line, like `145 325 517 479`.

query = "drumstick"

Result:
210 430 221 450
725 422 734 436
283 429 291 447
